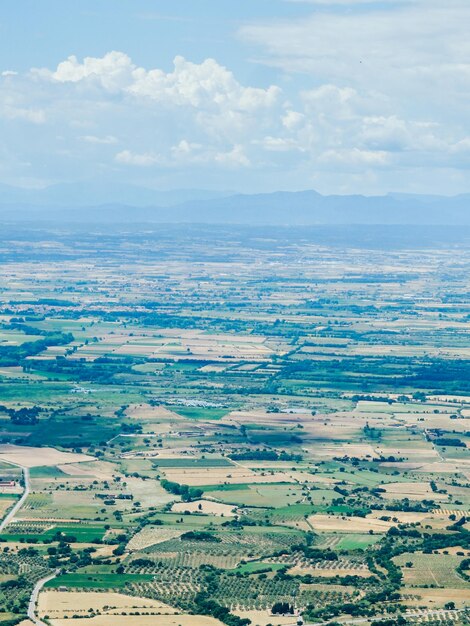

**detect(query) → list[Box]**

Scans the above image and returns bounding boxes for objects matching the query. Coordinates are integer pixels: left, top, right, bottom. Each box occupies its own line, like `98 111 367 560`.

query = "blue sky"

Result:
1 0 469 195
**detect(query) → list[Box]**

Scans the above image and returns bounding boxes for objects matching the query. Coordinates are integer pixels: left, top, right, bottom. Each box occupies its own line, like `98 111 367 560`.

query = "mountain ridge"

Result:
0 186 469 225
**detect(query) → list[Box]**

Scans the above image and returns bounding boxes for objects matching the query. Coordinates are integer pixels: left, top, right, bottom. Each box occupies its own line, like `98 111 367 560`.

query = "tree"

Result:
272 602 294 615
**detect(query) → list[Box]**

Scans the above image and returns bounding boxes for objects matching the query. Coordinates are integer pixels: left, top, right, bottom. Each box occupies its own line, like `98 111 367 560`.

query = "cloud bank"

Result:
1 0 469 197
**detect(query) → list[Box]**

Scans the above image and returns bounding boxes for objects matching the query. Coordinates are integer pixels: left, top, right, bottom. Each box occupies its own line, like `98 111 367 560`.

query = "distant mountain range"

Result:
0 182 230 208
0 183 469 225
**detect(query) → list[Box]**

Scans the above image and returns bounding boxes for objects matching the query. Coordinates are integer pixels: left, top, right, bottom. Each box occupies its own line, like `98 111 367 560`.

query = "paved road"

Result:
0 462 58 623
28 572 57 626
0 463 30 532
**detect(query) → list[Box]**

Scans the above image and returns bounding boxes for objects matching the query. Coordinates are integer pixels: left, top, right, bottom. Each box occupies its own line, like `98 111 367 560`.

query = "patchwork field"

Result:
0 225 469 626
308 514 394 533
171 500 237 516
161 467 301 486
38 591 178 618
0 445 94 468
127 527 185 551
47 616 223 626
394 553 470 589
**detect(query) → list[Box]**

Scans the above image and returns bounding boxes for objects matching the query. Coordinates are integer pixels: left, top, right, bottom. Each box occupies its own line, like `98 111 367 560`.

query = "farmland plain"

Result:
0 224 468 626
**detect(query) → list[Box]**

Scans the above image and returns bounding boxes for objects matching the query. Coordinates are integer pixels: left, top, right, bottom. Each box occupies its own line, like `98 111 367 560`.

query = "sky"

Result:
1 0 469 195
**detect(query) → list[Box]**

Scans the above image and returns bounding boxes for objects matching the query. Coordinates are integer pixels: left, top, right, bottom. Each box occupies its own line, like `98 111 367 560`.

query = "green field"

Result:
169 407 229 420
45 573 154 589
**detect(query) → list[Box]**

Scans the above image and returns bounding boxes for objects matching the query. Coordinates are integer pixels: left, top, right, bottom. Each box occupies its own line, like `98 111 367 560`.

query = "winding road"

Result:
0 463 30 532
28 572 58 626
0 462 57 623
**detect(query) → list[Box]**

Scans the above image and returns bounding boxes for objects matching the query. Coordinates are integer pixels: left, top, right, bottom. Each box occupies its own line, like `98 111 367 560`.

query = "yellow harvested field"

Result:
57 463 105 478
433 507 470 516
403 587 470 608
56 460 115 479
171 499 236 516
312 443 379 459
308 514 393 533
95 329 274 362
38 591 177 619
127 526 184 550
375 447 439 460
225 410 310 426
435 545 470 556
162 467 299 486
199 364 228 372
427 395 470 403
126 404 183 420
81 543 117 558
279 518 312 531
0 497 15 517
197 332 268 344
380 462 425 470
117 476 175 508
399 415 470 433
416 461 470 473
368 510 443 525
382 481 447 501
122 448 199 460
0 444 94 468
48 615 223 626
233 610 295 626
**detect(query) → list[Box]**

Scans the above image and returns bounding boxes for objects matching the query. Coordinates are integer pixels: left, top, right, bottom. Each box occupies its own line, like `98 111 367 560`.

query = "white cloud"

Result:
319 148 390 166
301 84 385 120
359 116 444 152
47 52 281 113
81 135 118 145
129 55 281 111
115 150 161 167
51 51 135 92
240 0 470 111
215 145 251 168
1 104 46 124
39 53 282 166
4 53 283 177
114 141 251 170
170 140 207 163
257 136 304 152
451 137 470 154
282 110 305 130
0 45 469 194
171 139 201 155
